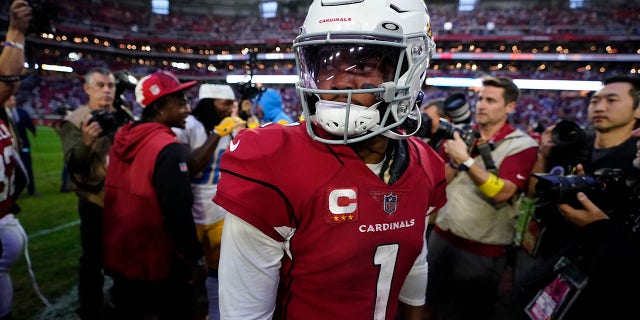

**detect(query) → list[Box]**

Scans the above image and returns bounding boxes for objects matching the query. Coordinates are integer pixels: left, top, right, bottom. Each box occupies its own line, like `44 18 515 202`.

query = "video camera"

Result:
534 168 628 213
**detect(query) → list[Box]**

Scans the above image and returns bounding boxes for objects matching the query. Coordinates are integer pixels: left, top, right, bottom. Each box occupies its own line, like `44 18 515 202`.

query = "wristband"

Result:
477 173 504 198
0 75 22 83
3 41 25 50
459 157 475 171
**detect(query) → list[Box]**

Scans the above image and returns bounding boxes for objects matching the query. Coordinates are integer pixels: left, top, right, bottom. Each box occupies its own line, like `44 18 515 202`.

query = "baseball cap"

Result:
135 71 197 107
199 84 236 100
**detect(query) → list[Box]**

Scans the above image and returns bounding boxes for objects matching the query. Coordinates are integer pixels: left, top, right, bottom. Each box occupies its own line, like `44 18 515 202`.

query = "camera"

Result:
113 70 138 111
551 120 587 147
545 120 594 174
534 168 628 212
88 70 136 139
433 119 479 148
89 108 131 139
28 0 58 34
443 93 472 124
237 81 266 101
404 113 478 147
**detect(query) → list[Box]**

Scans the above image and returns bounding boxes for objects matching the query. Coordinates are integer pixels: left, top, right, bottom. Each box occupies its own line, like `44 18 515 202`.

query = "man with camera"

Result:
511 74 640 320
420 93 472 152
554 154 640 319
59 67 116 320
425 76 538 320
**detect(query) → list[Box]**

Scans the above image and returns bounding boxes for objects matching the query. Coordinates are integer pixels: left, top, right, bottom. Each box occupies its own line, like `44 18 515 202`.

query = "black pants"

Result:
78 199 105 319
110 268 194 320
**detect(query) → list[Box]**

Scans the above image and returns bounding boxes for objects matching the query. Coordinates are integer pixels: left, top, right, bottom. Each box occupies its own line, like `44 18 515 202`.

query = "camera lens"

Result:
534 173 600 205
551 120 583 146
443 93 471 124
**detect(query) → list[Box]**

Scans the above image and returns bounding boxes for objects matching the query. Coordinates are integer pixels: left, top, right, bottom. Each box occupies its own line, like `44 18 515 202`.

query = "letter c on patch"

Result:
328 189 357 214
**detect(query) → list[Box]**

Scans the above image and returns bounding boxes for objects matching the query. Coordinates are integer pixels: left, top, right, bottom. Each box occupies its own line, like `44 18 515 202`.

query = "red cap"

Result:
135 71 197 107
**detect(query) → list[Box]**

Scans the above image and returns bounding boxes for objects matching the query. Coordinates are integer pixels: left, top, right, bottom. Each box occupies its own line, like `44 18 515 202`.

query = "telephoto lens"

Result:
443 93 471 124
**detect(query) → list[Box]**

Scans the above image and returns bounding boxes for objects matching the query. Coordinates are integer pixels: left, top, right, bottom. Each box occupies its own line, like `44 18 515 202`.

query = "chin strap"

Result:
379 139 409 185
379 103 422 140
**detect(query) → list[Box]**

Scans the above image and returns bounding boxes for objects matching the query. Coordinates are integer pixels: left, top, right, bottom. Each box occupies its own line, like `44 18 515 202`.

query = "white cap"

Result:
199 84 236 100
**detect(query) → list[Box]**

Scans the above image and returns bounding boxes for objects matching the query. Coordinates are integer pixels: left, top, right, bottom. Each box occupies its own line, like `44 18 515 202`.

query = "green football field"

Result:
9 125 80 320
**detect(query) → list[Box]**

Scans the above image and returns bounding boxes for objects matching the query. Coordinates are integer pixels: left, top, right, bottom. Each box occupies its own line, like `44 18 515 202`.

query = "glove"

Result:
214 117 245 137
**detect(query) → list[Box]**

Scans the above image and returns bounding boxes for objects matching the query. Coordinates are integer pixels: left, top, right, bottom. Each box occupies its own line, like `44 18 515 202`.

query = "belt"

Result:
434 226 506 257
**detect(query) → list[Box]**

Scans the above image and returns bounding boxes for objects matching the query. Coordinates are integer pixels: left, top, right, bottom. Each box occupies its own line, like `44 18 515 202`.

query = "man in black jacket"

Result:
551 125 640 319
512 75 640 320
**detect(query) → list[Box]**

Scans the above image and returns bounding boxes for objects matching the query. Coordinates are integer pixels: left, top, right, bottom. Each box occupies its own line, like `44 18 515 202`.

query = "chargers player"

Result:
214 0 446 319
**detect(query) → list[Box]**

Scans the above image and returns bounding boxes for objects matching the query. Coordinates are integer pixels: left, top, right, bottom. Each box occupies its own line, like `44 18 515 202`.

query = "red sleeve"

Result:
214 172 291 241
213 126 294 241
498 146 538 191
414 137 448 214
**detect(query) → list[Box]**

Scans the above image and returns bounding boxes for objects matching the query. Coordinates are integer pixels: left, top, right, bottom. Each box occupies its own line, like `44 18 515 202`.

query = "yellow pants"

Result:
196 219 224 270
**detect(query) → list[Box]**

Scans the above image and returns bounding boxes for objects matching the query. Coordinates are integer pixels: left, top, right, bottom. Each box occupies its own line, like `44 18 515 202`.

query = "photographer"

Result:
523 127 640 319
511 75 640 320
425 76 538 320
59 67 116 319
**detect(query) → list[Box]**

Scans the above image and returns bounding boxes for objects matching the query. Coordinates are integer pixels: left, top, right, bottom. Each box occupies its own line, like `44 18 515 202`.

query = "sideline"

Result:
28 220 80 239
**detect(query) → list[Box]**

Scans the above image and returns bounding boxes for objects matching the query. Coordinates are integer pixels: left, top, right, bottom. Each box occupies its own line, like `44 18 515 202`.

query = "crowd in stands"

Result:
15 70 594 138
12 0 637 43
2 0 636 134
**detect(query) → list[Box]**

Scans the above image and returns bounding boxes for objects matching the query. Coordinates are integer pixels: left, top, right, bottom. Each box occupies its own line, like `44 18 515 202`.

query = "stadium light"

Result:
41 64 74 73
226 74 602 91
425 77 602 91
226 74 298 84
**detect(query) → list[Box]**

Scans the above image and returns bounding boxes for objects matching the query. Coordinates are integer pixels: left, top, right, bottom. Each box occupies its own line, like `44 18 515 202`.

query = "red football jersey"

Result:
0 120 19 216
215 122 446 319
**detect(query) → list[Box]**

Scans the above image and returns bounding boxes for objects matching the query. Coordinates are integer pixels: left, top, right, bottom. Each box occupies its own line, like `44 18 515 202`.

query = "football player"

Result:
214 0 446 319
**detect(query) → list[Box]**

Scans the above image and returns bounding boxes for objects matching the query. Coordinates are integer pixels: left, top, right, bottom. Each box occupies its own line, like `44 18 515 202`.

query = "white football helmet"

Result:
294 0 436 144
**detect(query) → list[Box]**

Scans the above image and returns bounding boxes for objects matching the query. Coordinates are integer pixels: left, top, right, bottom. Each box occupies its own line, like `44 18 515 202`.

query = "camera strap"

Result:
477 134 526 175
478 142 498 174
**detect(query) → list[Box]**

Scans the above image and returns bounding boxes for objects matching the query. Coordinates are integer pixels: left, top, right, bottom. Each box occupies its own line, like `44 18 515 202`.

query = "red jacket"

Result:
103 122 177 280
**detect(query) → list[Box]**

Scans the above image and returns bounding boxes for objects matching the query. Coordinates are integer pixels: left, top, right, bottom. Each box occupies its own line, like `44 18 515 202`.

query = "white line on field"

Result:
28 220 80 239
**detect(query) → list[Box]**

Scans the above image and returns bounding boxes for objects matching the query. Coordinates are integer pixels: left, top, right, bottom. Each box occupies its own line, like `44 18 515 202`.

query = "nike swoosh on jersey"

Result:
230 140 240 152
516 174 527 180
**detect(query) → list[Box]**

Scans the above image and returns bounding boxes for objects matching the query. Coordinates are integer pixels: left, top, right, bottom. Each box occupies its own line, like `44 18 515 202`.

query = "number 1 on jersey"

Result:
373 244 399 319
